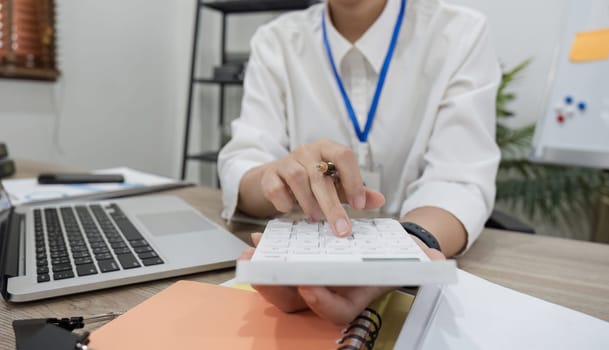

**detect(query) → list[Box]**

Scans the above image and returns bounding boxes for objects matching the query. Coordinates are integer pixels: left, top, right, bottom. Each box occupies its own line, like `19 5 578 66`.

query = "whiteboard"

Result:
531 0 609 169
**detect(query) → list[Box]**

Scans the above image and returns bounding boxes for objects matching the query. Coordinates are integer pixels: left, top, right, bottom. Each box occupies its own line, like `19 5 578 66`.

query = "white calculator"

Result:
236 219 456 286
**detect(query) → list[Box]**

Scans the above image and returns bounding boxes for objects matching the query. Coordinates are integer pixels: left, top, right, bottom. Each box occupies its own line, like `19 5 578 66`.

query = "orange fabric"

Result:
90 281 345 349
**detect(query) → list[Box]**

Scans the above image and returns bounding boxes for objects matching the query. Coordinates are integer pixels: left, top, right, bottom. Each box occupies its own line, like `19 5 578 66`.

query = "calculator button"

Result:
287 254 360 262
325 247 355 254
256 254 287 261
290 247 320 254
259 246 288 254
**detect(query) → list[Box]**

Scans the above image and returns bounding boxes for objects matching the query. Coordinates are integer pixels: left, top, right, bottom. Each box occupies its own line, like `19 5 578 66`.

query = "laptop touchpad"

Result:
137 211 215 236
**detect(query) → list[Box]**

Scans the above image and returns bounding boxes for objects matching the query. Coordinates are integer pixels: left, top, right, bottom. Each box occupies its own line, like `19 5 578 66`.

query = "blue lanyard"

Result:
322 0 407 143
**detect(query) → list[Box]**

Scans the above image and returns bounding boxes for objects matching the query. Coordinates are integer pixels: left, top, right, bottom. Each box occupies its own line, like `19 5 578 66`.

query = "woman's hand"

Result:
238 232 446 325
238 140 385 236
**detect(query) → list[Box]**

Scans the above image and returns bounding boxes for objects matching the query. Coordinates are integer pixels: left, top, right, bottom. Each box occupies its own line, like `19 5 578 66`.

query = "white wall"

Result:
185 11 273 185
0 0 569 179
0 0 188 178
0 0 274 185
186 0 570 184
0 0 588 239
448 0 568 127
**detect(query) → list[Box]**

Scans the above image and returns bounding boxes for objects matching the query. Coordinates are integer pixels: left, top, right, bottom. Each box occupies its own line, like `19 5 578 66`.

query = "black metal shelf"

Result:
194 77 244 85
186 151 220 163
201 0 319 14
182 0 321 181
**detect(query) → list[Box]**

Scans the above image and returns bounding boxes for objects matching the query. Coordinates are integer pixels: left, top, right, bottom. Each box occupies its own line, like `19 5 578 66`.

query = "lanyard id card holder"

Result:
358 142 382 194
322 0 406 209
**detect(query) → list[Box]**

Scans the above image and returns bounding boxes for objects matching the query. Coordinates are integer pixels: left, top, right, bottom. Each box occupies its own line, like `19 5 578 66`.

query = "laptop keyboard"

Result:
35 203 164 283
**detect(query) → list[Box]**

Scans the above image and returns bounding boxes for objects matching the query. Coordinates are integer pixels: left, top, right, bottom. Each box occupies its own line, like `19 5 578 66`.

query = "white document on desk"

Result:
403 269 609 350
3 167 189 206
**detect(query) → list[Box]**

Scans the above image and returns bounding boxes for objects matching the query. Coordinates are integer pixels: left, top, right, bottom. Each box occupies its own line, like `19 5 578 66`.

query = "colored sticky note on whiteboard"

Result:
570 28 609 62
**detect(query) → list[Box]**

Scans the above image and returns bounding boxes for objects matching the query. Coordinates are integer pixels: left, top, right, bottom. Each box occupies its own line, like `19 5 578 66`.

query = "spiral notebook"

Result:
89 280 414 350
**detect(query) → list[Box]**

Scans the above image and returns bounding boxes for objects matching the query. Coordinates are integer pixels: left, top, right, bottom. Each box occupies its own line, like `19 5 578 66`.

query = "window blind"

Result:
0 0 59 81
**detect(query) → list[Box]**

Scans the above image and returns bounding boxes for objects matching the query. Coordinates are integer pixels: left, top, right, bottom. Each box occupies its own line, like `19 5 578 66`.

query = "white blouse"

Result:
218 0 501 250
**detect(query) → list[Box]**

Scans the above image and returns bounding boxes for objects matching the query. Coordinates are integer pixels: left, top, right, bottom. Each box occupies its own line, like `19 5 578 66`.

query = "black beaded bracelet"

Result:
401 222 442 252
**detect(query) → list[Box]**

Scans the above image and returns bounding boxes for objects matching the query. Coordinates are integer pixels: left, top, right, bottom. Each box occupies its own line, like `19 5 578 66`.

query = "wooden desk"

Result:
2 160 609 348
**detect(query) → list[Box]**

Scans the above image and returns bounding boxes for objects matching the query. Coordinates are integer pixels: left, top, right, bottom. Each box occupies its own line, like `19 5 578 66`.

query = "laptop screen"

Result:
0 183 14 298
0 183 11 235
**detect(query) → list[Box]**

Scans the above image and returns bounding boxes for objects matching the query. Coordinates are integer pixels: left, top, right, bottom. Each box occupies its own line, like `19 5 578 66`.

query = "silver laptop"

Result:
0 183 248 302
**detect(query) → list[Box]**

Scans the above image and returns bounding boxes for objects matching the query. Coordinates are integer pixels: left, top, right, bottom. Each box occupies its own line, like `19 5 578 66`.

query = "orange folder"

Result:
89 281 346 349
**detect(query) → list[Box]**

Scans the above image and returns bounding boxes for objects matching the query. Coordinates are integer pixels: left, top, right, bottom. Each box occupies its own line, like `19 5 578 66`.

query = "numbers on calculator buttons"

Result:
256 254 287 261
264 238 290 248
290 246 321 255
259 246 288 254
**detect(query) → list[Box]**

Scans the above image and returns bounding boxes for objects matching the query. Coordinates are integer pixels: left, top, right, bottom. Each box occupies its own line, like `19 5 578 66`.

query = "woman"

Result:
219 0 500 324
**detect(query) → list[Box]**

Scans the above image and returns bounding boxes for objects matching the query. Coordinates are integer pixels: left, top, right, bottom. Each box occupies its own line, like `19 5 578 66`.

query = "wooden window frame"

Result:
0 0 59 81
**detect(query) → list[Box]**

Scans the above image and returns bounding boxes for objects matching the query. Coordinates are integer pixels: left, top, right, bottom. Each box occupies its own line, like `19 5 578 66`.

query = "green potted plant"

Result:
494 61 609 237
